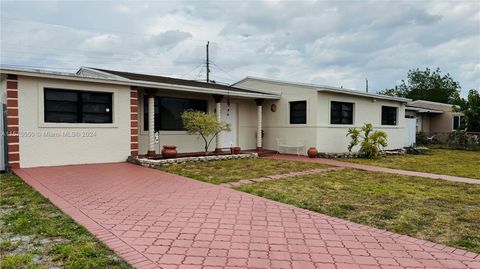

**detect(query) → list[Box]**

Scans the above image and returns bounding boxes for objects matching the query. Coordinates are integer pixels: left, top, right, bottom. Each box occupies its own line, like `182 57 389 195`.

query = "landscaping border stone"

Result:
129 153 258 167
318 149 406 159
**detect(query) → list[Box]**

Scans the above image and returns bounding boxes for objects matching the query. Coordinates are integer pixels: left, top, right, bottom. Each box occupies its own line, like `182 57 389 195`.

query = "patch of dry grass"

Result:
347 149 480 179
157 158 329 184
0 173 131 269
236 169 480 253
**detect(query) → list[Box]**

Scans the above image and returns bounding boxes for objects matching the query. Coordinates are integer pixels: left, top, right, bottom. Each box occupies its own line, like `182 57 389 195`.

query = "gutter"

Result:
234 76 411 103
0 68 280 100
317 89 411 103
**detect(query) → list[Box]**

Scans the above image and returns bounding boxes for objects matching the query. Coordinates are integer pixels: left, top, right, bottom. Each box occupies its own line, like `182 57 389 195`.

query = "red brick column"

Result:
6 74 20 169
130 87 139 157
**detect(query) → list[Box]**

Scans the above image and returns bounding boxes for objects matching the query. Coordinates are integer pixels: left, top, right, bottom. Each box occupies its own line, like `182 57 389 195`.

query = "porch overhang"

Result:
133 83 279 99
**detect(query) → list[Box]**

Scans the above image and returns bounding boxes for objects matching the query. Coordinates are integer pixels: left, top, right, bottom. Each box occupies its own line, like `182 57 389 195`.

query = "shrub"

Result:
416 132 428 145
181 110 230 153
347 123 388 158
447 131 480 150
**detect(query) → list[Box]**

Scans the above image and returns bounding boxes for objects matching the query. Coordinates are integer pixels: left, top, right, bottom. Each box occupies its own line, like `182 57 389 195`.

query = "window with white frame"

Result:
289 101 307 124
330 101 353 124
381 106 397 125
453 115 462 130
144 96 208 131
44 88 113 123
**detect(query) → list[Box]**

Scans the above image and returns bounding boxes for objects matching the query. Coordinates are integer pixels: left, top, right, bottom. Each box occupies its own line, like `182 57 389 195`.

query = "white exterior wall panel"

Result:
18 76 131 168
235 79 407 154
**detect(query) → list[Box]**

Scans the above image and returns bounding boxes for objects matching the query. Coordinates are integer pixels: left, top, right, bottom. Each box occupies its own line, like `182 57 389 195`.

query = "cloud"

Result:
80 34 121 54
0 0 478 95
150 30 192 49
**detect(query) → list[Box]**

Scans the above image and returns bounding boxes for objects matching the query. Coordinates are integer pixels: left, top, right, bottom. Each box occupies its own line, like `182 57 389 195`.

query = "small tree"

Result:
454 89 480 132
379 67 461 104
347 123 388 158
181 110 230 154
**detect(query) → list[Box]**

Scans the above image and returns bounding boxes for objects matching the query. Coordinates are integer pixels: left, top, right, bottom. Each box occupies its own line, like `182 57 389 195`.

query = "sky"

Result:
1 0 479 95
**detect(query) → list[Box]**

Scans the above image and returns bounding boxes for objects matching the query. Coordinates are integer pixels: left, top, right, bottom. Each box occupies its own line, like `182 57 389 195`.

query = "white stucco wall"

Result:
316 92 405 152
17 76 131 168
137 89 258 154
236 79 407 153
236 80 319 153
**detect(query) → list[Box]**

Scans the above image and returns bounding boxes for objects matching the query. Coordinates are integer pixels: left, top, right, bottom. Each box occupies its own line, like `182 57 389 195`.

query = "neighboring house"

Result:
1 67 410 169
233 77 411 153
405 100 463 134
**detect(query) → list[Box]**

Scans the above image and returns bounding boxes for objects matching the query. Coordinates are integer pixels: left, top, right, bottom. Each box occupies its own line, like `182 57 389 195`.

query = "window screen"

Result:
144 96 208 131
289 101 307 124
330 101 353 124
44 88 112 123
453 116 461 129
381 106 397 125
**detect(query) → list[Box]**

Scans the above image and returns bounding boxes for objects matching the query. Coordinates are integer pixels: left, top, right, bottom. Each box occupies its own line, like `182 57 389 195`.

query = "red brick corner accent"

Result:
130 87 138 157
6 74 20 169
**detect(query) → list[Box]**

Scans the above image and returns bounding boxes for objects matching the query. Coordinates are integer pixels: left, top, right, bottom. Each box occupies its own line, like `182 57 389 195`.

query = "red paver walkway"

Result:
15 163 480 269
268 155 480 184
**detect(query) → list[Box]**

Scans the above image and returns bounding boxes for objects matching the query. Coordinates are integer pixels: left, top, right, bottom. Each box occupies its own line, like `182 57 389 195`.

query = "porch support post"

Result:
255 99 264 151
146 89 157 156
213 95 223 153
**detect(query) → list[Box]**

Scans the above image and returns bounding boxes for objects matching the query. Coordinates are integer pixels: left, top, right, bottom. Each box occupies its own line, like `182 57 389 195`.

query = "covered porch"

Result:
132 86 278 158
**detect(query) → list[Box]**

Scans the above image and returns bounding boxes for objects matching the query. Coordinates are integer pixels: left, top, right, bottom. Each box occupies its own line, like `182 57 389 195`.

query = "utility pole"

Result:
366 78 369 93
206 41 210 83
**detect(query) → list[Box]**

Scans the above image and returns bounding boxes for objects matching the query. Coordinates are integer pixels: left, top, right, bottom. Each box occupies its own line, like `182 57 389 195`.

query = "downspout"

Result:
2 103 7 173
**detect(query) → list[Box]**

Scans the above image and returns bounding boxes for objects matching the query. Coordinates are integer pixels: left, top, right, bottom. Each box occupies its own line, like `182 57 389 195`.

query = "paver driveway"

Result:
15 163 480 269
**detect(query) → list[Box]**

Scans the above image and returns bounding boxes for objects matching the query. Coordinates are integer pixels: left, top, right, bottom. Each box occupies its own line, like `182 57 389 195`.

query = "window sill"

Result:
140 130 189 135
329 124 354 127
39 122 118 128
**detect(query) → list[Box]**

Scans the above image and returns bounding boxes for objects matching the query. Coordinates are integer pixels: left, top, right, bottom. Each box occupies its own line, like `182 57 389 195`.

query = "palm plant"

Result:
347 123 388 158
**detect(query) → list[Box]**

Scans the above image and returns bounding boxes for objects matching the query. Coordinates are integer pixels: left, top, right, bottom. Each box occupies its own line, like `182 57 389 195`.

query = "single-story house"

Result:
405 100 463 134
233 77 411 152
1 67 411 169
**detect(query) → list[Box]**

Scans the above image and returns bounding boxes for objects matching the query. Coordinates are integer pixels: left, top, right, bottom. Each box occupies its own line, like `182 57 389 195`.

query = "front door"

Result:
220 103 237 147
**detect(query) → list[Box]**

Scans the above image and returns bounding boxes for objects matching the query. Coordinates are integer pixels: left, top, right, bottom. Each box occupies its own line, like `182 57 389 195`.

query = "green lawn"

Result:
235 169 480 253
0 173 131 269
157 158 329 184
347 149 480 179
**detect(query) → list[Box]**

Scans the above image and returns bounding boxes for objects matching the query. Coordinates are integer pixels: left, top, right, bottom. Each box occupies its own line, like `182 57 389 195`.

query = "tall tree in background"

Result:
379 68 461 104
455 89 480 132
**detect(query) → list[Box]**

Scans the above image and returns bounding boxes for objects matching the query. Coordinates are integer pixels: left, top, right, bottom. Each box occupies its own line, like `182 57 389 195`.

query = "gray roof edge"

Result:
233 76 411 103
0 66 280 99
409 99 454 107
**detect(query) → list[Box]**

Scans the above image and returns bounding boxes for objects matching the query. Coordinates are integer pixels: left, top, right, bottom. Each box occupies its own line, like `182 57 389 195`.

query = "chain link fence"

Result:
416 131 480 150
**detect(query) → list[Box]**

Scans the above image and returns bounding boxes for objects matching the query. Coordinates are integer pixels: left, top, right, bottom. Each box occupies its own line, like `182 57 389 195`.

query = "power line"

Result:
209 62 238 80
0 62 208 79
206 41 210 83
194 65 205 81
0 63 77 71
0 49 206 72
0 16 209 43
180 63 205 78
